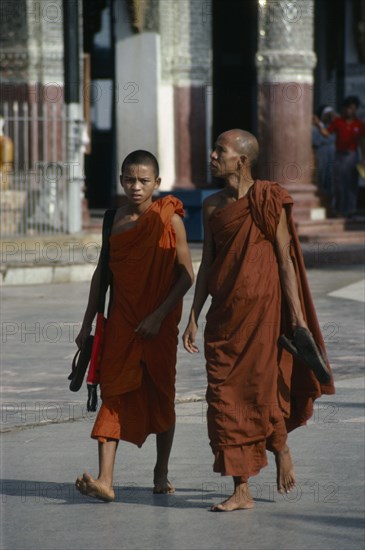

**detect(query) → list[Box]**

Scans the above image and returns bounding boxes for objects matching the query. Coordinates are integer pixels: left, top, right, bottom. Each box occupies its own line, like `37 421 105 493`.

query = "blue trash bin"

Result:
159 189 217 241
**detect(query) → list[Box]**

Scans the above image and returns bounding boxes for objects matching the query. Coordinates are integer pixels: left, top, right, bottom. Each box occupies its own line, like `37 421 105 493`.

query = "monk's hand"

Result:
182 321 199 353
135 312 163 339
290 315 309 334
75 325 92 349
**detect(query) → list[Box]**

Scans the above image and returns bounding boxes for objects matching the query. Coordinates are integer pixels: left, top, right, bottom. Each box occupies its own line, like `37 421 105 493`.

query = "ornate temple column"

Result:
256 0 317 189
0 0 64 108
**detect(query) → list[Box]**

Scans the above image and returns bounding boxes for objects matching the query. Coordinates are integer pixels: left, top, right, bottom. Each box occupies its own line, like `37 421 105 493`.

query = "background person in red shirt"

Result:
314 96 365 217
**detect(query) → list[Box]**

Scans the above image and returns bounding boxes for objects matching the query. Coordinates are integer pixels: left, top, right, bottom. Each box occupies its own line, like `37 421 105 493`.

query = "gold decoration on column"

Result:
127 0 149 33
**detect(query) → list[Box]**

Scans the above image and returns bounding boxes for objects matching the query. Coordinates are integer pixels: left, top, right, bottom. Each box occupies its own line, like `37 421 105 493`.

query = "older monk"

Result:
183 129 335 511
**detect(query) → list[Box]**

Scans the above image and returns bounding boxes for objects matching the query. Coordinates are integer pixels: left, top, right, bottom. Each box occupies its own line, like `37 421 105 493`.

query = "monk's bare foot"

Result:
75 472 115 502
275 445 296 494
153 480 175 494
210 483 254 512
153 468 175 494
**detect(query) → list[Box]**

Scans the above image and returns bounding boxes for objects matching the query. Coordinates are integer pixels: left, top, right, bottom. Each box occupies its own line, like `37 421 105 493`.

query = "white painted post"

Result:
65 103 83 233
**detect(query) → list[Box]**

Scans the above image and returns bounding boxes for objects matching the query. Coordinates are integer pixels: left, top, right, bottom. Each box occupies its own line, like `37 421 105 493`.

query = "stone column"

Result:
159 0 212 189
256 0 316 190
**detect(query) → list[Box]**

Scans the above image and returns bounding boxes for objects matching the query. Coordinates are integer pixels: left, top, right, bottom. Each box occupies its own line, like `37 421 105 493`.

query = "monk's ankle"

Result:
275 444 290 457
97 476 113 488
233 476 247 488
154 465 168 476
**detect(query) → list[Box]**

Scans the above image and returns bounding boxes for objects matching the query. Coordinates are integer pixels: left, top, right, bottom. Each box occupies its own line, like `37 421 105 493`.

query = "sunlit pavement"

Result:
1 266 364 549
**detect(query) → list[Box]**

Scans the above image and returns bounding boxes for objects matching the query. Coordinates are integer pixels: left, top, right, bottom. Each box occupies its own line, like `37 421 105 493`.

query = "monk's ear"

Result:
119 174 123 187
155 177 161 189
239 154 248 166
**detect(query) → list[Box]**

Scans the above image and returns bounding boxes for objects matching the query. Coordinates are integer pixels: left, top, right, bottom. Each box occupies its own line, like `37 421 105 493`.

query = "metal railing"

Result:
1 101 70 236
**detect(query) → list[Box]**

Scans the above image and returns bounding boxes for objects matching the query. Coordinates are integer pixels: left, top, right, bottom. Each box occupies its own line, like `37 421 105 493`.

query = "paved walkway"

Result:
1 266 364 549
1 377 364 550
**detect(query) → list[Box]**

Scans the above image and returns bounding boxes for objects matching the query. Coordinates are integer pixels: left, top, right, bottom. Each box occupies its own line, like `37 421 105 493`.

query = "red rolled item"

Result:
87 312 106 385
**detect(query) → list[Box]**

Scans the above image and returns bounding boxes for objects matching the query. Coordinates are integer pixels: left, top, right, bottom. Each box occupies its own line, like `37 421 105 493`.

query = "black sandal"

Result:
68 335 94 391
279 327 331 384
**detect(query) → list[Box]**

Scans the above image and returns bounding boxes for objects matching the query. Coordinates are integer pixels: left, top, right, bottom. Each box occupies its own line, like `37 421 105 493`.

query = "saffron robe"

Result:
91 196 184 447
204 180 335 478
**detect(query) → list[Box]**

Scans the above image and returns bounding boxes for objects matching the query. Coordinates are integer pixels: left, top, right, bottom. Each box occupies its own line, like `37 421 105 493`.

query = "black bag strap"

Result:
97 208 116 313
86 209 116 412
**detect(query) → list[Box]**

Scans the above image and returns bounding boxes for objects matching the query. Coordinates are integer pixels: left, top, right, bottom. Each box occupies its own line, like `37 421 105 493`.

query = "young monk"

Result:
183 129 335 511
75 150 194 502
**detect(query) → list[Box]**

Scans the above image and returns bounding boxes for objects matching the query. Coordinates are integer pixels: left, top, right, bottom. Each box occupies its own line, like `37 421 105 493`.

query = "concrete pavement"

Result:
1 378 364 550
1 266 364 549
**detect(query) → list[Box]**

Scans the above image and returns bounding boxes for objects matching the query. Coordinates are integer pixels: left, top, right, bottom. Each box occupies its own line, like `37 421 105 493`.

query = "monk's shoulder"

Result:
255 179 279 193
203 191 226 214
112 204 129 225
155 195 185 224
171 212 184 228
254 180 292 204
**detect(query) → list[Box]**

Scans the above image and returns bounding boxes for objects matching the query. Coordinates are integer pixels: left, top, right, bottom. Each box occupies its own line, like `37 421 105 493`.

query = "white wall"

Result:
114 1 159 192
157 84 175 190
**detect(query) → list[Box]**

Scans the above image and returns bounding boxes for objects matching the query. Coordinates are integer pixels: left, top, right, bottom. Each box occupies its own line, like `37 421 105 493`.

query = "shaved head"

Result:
121 149 159 178
219 129 259 167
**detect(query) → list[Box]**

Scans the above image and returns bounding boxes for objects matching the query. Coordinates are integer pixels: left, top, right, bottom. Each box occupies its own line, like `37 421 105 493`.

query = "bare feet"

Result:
210 482 254 512
275 445 296 494
153 468 175 494
75 472 115 502
153 480 175 494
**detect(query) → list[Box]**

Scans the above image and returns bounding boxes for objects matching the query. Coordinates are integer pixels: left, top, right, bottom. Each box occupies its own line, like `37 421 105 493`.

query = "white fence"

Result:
1 102 70 236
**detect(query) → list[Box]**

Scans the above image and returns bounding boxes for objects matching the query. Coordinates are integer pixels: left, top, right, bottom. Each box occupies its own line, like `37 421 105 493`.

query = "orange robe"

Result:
91 196 184 447
204 180 335 478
